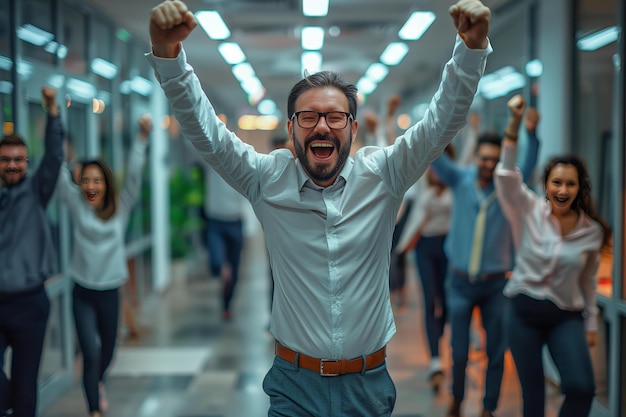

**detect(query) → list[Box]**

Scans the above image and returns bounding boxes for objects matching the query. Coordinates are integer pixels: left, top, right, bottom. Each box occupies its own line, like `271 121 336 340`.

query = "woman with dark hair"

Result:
495 95 607 417
56 116 151 417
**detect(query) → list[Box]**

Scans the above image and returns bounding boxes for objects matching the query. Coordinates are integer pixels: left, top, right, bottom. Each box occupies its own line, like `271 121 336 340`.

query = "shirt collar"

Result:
295 157 354 191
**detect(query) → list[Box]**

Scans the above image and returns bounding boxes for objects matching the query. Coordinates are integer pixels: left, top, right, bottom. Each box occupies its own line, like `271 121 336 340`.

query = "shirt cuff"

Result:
145 47 188 83
500 142 517 171
452 34 492 72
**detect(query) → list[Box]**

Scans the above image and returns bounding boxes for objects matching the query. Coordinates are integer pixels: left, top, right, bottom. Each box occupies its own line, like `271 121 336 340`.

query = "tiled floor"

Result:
41 232 563 417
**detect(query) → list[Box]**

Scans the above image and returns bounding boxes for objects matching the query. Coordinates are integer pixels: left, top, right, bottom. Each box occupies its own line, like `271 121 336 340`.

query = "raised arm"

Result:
34 86 64 207
150 0 197 58
495 95 534 239
518 107 540 181
118 115 151 219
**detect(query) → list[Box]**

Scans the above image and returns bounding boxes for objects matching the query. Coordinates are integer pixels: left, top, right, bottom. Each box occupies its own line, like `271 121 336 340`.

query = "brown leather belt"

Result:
275 342 386 376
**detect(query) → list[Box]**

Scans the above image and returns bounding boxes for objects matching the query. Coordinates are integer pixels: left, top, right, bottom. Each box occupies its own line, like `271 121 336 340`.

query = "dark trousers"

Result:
507 294 595 417
263 356 396 416
206 218 244 312
73 284 120 413
446 271 507 411
414 234 448 359
0 285 50 417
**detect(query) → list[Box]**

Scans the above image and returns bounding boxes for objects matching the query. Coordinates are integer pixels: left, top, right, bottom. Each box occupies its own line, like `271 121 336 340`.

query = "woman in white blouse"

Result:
56 116 151 417
395 145 455 392
495 95 608 417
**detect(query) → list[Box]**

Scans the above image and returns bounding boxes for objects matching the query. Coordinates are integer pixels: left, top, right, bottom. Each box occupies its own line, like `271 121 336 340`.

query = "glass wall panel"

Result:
0 0 10 56
20 0 55 65
576 0 618 298
0 0 11 132
61 3 86 74
39 291 70 381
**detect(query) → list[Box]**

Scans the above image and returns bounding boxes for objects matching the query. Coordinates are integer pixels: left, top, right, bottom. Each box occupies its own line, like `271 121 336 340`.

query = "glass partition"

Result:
20 0 55 65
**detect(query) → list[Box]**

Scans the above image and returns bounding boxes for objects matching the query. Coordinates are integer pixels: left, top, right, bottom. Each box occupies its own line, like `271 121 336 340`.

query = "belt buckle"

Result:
319 359 340 376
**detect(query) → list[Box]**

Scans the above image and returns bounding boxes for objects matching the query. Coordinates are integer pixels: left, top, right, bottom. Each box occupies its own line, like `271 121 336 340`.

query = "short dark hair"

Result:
81 159 117 220
0 134 27 150
475 132 502 153
287 71 358 120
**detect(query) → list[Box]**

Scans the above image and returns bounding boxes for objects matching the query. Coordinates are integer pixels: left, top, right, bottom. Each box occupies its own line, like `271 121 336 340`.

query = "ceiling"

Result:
82 0 512 124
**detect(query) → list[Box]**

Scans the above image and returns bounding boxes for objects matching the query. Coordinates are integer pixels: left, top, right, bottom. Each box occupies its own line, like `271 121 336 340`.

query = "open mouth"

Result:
554 196 569 203
310 142 335 160
85 192 97 202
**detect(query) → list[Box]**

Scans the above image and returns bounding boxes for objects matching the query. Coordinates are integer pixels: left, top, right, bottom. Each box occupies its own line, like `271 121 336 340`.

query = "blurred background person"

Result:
204 163 249 320
495 95 608 417
396 145 455 394
56 116 151 417
0 86 64 417
430 97 540 417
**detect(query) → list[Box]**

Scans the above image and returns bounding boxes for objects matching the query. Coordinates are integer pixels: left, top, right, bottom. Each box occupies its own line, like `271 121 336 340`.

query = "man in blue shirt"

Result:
431 109 540 417
147 0 492 415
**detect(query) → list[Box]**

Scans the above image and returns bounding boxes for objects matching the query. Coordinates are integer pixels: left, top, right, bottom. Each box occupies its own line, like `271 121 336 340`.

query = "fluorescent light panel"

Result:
303 0 329 17
301 51 322 75
195 10 231 40
356 78 376 95
398 11 436 40
91 58 118 79
129 76 153 96
525 59 543 77
301 26 325 50
232 63 255 81
478 66 526 100
218 42 246 65
365 63 389 83
577 26 620 51
380 42 409 66
16 24 53 46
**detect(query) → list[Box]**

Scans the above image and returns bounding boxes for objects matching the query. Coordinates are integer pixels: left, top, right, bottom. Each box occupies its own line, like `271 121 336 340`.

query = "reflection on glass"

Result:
0 0 9 56
62 4 86 73
39 289 67 381
591 306 609 406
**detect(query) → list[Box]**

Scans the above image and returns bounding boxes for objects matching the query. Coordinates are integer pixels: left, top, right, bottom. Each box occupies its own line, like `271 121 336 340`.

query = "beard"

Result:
293 128 352 186
0 169 25 187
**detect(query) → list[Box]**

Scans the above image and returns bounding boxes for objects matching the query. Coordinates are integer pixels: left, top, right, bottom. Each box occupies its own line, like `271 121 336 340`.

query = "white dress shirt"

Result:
147 35 491 359
495 143 603 331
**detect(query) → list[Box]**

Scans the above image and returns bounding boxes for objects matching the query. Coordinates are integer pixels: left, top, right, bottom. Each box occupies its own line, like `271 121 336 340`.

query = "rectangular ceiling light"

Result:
218 42 246 65
478 66 526 100
365 63 389 83
91 58 119 79
379 42 409 66
16 24 54 46
301 26 325 50
398 11 436 40
356 77 376 95
232 62 255 82
577 26 620 51
301 51 322 75
195 11 231 40
303 0 329 17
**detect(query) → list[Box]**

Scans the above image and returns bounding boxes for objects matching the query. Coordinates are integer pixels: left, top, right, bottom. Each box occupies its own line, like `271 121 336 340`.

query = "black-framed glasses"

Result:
292 111 352 129
0 157 28 164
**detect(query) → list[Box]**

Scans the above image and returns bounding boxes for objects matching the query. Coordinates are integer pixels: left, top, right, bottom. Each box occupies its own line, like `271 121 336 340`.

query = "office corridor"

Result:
41 231 563 417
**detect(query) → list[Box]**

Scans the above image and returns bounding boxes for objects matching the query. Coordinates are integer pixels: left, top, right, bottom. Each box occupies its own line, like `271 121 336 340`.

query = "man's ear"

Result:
351 119 359 143
287 119 293 141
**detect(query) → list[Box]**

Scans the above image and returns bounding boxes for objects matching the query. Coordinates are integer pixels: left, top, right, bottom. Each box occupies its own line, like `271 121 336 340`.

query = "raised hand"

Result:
138 114 153 141
524 107 540 134
504 95 525 141
41 86 59 116
150 0 197 58
449 0 490 49
507 94 526 119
